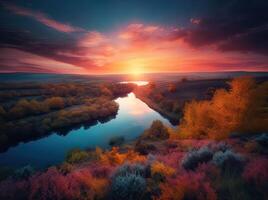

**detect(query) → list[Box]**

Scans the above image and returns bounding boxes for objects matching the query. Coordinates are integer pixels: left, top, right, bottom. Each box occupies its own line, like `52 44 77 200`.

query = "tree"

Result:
179 77 268 139
168 83 176 93
45 97 65 110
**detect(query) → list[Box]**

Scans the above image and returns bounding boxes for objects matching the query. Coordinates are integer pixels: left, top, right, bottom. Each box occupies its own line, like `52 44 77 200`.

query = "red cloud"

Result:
78 31 108 47
190 18 201 25
3 3 85 33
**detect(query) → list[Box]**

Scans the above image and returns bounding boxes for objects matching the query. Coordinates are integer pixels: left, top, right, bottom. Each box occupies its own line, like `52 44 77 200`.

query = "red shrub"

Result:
243 158 268 187
89 164 114 178
158 171 217 200
29 167 71 200
156 151 184 169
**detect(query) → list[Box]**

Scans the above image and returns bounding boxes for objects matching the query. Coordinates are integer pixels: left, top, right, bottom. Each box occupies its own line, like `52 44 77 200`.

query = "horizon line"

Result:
0 70 268 76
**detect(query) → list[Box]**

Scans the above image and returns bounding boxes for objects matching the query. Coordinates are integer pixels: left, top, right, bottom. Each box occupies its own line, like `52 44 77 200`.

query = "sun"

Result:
126 58 146 76
130 67 143 75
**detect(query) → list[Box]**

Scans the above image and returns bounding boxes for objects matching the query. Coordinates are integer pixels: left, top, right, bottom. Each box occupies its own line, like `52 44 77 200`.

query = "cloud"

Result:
79 31 107 47
0 48 85 74
183 0 268 55
190 18 201 25
0 20 267 74
118 23 186 51
2 2 85 33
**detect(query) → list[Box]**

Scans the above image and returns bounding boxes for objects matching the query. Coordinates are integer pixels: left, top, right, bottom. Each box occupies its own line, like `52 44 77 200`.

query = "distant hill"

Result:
0 71 267 83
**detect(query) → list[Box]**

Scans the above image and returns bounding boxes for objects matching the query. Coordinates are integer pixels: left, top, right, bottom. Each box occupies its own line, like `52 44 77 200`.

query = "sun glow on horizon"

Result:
126 58 147 77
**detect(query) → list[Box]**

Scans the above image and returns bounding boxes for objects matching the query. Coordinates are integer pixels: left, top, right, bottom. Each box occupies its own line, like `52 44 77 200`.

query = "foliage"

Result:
66 149 89 164
112 163 147 178
151 161 175 178
168 83 176 93
243 158 268 194
254 133 268 146
100 147 146 165
217 176 252 200
58 162 74 175
109 136 125 146
110 164 147 200
135 140 156 155
142 120 169 140
13 165 35 180
28 167 109 200
158 171 217 200
181 146 213 170
179 77 268 139
45 97 65 110
0 82 135 150
212 150 244 175
0 166 13 181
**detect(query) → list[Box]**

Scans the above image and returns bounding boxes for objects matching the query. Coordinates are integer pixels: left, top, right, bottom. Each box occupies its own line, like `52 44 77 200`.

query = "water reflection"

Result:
119 81 148 86
0 92 173 169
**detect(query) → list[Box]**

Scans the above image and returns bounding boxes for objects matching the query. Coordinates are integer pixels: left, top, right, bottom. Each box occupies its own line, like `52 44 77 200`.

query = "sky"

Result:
0 0 267 74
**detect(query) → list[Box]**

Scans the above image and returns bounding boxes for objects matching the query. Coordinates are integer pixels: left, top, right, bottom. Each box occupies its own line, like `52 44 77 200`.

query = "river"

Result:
0 82 174 169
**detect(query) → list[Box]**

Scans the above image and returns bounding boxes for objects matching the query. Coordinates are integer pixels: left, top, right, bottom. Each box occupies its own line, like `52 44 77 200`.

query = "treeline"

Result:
0 82 135 151
0 82 136 103
0 82 135 120
179 77 268 139
0 97 119 151
2 97 67 120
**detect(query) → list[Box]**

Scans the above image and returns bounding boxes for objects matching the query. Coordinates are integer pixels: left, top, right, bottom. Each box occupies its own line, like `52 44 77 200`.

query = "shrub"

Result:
13 165 35 180
66 149 89 164
29 167 71 200
135 140 156 155
217 176 251 200
181 146 213 170
158 172 217 200
112 163 147 178
58 162 74 175
0 166 13 181
151 161 175 179
254 133 268 146
243 158 268 192
100 147 146 165
109 136 125 146
90 164 113 178
142 120 169 140
111 173 146 200
212 142 231 152
29 167 109 200
212 150 244 175
111 164 147 200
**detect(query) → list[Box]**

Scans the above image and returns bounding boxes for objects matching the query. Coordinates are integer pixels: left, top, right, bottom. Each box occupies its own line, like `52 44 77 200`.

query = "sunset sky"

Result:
0 0 267 74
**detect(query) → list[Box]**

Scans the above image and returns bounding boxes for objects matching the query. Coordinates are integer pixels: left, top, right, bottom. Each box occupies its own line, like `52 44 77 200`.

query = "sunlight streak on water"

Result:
119 81 148 86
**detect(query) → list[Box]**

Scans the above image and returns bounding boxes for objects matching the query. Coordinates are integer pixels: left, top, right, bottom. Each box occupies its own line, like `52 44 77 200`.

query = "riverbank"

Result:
0 82 135 152
134 79 228 126
134 90 181 125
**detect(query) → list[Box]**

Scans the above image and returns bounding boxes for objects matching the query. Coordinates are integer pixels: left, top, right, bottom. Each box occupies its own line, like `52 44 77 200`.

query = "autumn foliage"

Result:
179 77 268 139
